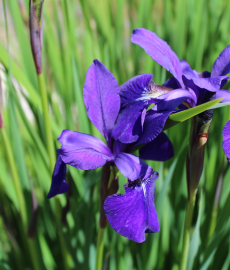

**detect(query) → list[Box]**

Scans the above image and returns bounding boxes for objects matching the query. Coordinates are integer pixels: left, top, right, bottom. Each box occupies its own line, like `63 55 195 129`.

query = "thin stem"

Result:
0 128 27 226
96 227 105 270
37 73 55 173
179 191 196 270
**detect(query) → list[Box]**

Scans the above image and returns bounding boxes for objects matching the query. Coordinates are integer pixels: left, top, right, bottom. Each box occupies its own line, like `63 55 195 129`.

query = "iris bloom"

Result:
48 60 174 242
130 28 230 159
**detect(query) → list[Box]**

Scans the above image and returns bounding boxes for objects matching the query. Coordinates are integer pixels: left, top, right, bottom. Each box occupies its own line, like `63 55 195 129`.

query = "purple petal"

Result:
104 171 160 243
131 28 183 87
112 101 146 143
139 132 174 161
57 130 113 170
135 110 174 146
183 74 229 92
153 89 196 111
163 77 180 89
119 74 153 104
216 89 230 103
211 45 230 77
180 60 199 77
47 156 69 199
83 60 120 143
223 120 230 162
114 153 153 181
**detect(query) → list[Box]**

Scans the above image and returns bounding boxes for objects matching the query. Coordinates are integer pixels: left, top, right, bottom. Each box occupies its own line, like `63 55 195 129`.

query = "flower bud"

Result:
29 0 44 74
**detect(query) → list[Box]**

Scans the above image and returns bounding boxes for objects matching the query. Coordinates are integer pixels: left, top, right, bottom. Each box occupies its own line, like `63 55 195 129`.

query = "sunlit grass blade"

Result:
164 98 223 130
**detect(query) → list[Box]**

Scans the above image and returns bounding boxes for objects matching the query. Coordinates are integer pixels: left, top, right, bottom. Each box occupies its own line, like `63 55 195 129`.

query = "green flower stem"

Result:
1 128 42 270
37 73 55 173
96 227 105 270
0 128 27 226
179 190 196 270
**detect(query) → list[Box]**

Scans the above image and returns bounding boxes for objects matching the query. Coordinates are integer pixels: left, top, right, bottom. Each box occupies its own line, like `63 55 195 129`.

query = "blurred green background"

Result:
0 0 230 269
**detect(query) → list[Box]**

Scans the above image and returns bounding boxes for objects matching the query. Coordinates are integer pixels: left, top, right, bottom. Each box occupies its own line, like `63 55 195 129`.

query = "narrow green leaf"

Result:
164 98 223 130
187 191 203 270
209 102 230 110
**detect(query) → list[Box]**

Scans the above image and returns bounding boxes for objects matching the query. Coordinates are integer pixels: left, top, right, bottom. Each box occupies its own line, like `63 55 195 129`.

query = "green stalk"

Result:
37 73 55 173
179 190 196 270
0 128 27 226
96 227 105 270
1 128 42 270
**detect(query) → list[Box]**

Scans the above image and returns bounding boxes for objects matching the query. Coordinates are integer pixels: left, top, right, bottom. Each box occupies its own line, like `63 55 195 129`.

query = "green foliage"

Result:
0 0 230 269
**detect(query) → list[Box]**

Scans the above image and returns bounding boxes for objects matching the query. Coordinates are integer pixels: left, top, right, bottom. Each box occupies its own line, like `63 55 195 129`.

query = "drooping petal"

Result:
183 74 229 92
104 171 160 243
83 60 120 143
135 110 175 146
139 132 174 161
47 155 69 199
131 28 183 87
211 45 230 77
223 120 230 162
114 152 153 181
153 89 196 111
112 101 146 143
57 130 113 170
216 89 230 103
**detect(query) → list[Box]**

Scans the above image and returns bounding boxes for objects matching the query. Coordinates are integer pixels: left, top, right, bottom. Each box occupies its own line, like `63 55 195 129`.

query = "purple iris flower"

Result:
47 60 173 242
131 28 230 159
131 28 230 110
104 171 160 243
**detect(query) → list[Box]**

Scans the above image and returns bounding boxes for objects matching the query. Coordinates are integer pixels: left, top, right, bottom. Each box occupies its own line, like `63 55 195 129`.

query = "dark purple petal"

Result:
104 171 160 243
131 28 183 87
57 130 113 170
119 74 153 104
183 74 229 92
211 45 230 77
83 60 120 143
47 156 69 199
114 153 153 181
112 101 146 143
180 60 201 78
135 110 175 146
139 132 174 161
112 140 127 156
153 89 196 111
223 120 230 162
163 77 180 89
216 90 230 103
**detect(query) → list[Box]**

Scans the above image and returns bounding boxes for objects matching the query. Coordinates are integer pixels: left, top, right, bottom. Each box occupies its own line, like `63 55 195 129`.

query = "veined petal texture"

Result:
47 155 69 199
131 28 183 87
104 171 160 243
83 60 120 143
57 130 113 170
119 74 153 104
223 120 230 162
211 45 230 77
114 153 153 181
